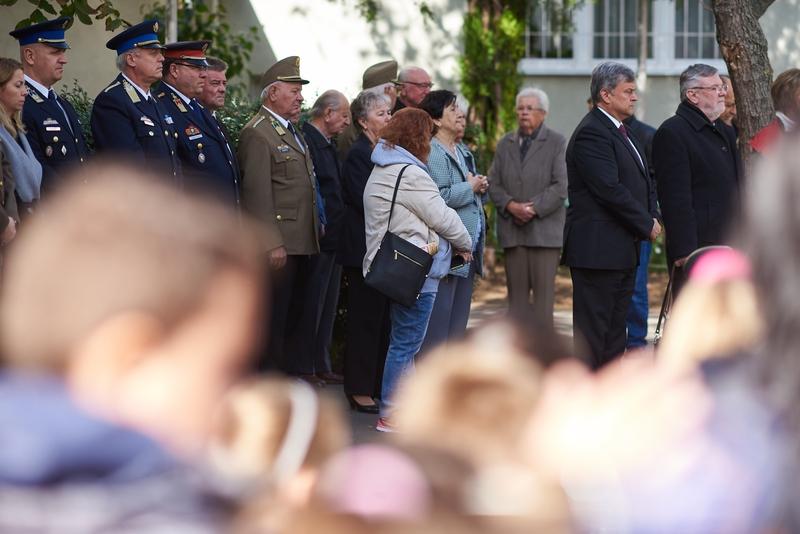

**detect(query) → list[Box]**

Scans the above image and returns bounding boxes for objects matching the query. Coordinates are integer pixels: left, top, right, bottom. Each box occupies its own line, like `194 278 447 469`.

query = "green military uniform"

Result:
238 57 319 255
336 59 397 162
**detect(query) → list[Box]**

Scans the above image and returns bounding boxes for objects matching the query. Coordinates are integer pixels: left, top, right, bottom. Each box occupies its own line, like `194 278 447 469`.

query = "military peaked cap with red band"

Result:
163 40 211 67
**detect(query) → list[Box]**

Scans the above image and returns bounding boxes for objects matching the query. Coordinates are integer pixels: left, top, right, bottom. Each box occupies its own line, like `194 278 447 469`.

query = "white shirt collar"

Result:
121 73 151 100
24 75 50 98
596 105 623 128
776 111 795 131
162 82 192 105
263 106 290 128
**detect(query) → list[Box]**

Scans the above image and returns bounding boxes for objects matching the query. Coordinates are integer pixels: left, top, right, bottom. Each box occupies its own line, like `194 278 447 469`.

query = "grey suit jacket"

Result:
488 125 567 249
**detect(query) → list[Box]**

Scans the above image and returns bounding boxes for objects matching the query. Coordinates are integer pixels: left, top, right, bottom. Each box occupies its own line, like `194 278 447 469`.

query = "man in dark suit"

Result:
238 56 320 380
90 20 181 183
622 114 657 350
10 16 90 194
562 62 661 369
653 64 740 295
301 90 350 384
157 42 239 207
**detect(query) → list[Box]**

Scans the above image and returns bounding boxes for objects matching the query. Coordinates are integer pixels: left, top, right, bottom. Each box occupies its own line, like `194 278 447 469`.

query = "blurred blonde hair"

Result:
658 278 762 369
0 57 25 136
394 322 542 464
210 376 349 482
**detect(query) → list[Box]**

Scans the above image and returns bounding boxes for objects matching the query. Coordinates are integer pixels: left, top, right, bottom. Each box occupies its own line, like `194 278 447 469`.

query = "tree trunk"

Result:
636 0 649 120
712 0 775 165
167 0 179 42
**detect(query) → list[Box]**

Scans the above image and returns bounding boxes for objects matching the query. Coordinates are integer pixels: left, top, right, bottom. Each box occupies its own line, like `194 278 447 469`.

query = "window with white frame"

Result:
521 0 723 72
525 0 575 58
674 0 721 59
592 0 653 59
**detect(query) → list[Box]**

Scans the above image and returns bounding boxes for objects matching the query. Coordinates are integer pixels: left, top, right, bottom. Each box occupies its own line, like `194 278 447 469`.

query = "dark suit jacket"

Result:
624 115 656 177
156 83 239 207
652 101 740 264
22 82 90 194
562 107 658 270
302 122 344 253
90 74 181 183
337 132 374 267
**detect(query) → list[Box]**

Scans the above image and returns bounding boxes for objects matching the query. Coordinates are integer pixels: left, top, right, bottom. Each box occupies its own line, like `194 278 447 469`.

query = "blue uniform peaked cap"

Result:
9 16 72 49
106 20 165 55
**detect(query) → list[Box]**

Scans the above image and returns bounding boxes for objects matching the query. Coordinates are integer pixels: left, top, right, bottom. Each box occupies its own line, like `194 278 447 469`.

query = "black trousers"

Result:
261 254 316 373
571 267 636 370
342 266 390 397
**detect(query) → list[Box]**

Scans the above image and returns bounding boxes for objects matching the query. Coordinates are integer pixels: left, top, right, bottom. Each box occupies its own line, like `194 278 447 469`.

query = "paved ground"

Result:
336 293 662 443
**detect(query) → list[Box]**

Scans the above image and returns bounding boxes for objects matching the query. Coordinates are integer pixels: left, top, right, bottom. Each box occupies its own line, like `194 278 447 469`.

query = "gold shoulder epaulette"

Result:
103 81 121 93
252 115 266 128
122 81 141 103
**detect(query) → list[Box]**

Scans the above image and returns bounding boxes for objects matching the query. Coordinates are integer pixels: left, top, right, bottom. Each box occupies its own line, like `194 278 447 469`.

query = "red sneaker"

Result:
375 417 396 433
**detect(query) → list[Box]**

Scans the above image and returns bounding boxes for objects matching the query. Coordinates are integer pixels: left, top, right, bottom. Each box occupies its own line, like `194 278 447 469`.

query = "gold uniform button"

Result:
276 215 282 221
164 130 169 136
148 131 154 137
53 136 59 142
174 132 178 138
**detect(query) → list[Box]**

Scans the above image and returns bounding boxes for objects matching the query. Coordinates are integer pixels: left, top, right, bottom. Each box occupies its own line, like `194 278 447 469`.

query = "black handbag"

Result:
365 164 434 307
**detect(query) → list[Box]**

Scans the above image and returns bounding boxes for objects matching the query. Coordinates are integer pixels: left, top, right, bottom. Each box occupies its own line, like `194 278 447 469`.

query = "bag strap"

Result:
385 164 412 232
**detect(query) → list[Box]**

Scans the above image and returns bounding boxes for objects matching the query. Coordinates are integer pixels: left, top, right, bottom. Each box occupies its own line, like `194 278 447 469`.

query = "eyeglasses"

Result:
402 81 434 89
689 83 728 93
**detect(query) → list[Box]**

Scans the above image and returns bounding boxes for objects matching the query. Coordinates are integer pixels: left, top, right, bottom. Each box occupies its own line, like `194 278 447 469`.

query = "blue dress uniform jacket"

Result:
90 74 181 183
22 82 90 193
155 83 239 207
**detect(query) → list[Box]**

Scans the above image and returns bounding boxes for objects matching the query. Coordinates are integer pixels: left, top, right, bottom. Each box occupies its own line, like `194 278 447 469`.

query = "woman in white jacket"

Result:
362 108 472 432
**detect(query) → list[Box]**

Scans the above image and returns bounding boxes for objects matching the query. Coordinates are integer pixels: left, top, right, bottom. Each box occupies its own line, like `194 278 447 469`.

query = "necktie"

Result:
520 134 533 160
287 122 305 154
49 89 74 135
618 123 629 139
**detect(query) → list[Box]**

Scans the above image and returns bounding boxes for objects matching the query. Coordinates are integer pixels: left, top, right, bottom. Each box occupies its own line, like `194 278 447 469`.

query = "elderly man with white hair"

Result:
488 87 567 326
238 56 321 380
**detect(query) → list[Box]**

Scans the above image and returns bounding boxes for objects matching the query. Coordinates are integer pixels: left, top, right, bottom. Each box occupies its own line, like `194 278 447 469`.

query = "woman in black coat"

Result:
337 90 391 413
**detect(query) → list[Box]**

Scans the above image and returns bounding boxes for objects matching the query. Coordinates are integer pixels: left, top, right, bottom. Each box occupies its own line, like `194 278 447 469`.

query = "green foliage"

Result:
214 89 260 149
59 79 95 149
460 2 526 159
141 1 259 80
4 0 129 32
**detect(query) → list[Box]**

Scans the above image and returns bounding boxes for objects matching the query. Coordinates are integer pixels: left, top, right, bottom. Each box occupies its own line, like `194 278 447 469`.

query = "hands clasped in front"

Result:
507 200 537 226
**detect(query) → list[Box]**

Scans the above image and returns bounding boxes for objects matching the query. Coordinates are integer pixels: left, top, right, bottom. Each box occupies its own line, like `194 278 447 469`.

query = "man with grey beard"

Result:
653 63 740 295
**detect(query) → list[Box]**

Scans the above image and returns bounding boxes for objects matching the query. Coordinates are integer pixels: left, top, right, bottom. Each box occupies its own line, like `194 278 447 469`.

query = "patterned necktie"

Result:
49 89 74 135
520 134 533 160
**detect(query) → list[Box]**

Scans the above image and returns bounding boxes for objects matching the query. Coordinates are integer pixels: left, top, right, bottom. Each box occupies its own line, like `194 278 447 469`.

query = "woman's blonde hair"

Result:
0 57 25 136
209 376 349 483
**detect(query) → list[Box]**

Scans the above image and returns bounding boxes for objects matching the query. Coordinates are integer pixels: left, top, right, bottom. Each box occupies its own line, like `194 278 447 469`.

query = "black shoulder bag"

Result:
364 164 434 307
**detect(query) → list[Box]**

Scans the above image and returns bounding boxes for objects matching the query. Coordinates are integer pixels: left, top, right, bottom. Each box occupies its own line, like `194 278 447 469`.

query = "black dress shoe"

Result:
317 372 344 385
346 394 379 414
296 374 326 387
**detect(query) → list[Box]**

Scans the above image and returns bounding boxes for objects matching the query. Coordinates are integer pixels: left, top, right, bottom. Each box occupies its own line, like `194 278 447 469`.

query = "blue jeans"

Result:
420 263 475 355
626 241 651 349
380 292 436 417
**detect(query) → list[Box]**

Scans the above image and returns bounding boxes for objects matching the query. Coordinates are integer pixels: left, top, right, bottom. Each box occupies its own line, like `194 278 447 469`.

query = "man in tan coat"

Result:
488 87 567 326
238 56 320 377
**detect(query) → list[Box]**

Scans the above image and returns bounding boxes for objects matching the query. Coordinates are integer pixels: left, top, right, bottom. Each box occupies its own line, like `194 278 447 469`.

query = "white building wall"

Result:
251 0 465 101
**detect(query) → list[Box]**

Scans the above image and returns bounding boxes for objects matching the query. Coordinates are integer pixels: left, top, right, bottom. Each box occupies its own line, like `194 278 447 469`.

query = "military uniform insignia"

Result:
45 146 53 157
61 146 67 156
164 114 174 125
185 125 202 140
123 81 141 103
104 81 121 93
295 57 300 68
270 117 286 136
29 90 43 103
153 21 159 32
172 95 188 113
252 116 266 128
277 144 290 153
140 115 155 127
